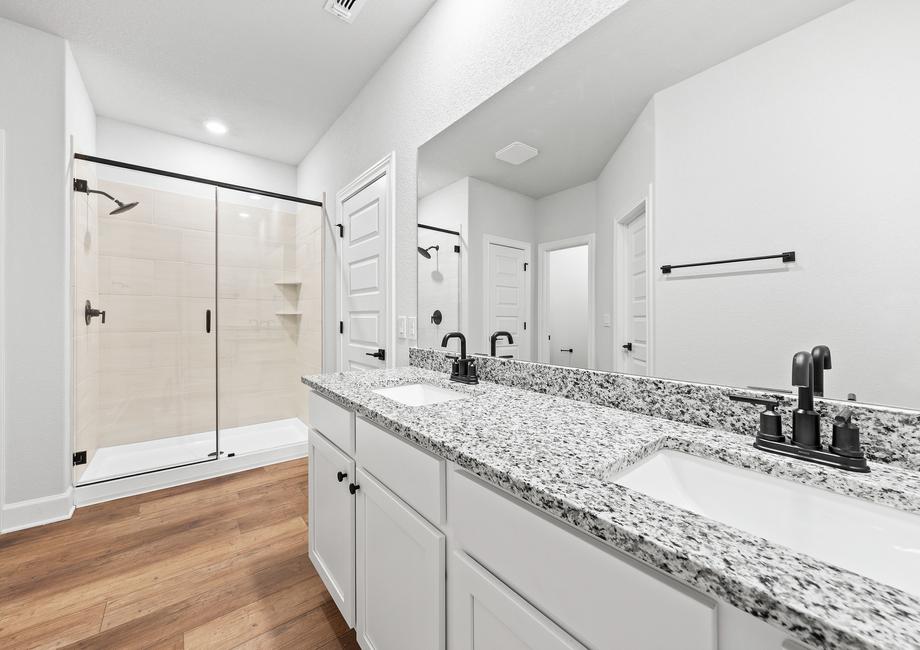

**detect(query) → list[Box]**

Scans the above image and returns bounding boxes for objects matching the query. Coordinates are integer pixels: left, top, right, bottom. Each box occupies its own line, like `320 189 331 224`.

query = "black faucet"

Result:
490 331 514 357
811 345 831 397
441 332 479 384
791 351 821 449
728 348 867 472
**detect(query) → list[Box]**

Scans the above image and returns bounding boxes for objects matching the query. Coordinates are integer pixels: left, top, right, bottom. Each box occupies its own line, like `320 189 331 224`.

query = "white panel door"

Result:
308 430 356 628
449 551 586 650
340 173 388 370
547 245 590 368
487 242 529 359
624 211 649 375
356 468 445 650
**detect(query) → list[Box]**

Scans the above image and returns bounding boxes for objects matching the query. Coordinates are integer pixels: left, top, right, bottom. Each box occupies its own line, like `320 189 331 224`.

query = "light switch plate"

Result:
407 316 417 339
398 316 407 339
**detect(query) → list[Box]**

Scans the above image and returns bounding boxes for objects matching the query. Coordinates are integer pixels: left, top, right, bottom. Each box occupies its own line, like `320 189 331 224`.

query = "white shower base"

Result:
74 418 308 506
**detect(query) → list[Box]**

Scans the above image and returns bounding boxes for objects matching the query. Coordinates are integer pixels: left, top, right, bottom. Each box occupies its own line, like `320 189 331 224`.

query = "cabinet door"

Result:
308 430 356 627
356 468 445 650
449 551 586 650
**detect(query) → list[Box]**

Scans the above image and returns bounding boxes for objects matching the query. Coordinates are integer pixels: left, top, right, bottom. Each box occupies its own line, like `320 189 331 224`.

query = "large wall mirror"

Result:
416 0 919 410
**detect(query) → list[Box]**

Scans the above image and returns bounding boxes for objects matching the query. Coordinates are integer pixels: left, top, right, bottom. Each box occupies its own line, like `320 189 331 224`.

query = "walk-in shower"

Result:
71 154 323 490
416 223 461 350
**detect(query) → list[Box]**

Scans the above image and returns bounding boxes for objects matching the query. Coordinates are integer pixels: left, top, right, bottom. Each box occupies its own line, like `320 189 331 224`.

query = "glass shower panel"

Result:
417 226 462 350
216 188 316 457
72 161 218 485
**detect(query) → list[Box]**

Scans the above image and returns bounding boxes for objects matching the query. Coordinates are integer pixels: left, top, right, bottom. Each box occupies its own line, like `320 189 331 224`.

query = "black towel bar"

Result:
661 251 795 274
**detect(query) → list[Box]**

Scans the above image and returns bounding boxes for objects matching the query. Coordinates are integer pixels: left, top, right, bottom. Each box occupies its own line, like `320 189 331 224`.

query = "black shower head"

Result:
110 200 139 215
73 178 140 215
418 245 439 259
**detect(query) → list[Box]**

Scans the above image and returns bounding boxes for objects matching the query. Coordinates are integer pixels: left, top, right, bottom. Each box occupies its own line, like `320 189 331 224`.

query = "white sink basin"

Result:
611 450 920 597
373 383 468 407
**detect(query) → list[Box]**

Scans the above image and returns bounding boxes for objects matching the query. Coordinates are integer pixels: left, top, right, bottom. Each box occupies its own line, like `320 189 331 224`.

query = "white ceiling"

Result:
418 0 852 199
0 0 436 164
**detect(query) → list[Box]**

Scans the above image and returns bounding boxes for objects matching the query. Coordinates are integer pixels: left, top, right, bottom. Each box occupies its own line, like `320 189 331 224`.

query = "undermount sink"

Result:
373 383 468 407
611 450 920 597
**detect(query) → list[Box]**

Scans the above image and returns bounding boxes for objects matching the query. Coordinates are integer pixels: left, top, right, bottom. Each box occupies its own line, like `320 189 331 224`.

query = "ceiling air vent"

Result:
495 141 539 166
323 0 367 23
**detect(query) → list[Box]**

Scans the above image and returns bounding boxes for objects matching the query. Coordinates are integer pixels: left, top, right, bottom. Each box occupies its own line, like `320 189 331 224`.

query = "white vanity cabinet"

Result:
307 421 356 627
307 390 812 650
355 468 445 650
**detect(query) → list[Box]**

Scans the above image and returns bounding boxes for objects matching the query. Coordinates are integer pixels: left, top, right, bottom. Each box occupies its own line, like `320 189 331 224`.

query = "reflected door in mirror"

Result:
487 240 530 360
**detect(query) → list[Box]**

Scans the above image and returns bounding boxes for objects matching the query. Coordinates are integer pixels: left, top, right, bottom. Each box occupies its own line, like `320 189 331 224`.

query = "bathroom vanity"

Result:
303 366 920 650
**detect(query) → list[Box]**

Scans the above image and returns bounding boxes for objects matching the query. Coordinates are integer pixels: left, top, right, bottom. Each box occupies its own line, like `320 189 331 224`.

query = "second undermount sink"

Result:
610 450 920 598
373 383 468 407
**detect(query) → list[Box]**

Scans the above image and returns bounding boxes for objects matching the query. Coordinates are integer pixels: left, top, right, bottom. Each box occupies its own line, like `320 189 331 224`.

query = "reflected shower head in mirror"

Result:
73 178 140 215
418 245 439 259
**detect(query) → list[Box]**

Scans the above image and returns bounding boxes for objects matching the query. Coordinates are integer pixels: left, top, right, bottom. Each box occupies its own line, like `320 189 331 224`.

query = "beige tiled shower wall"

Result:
295 204 323 423
82 179 323 451
72 162 100 482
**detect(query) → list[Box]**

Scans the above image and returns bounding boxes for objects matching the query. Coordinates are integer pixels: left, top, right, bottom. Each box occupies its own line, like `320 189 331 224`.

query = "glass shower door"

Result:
72 161 218 484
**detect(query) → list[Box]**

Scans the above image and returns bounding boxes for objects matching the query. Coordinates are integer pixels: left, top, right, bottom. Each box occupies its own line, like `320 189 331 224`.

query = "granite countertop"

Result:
302 367 920 649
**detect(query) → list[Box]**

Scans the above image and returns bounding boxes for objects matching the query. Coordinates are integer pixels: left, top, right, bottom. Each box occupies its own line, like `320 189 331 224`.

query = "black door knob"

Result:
336 471 348 482
365 348 386 361
622 342 633 351
348 483 360 495
559 348 574 353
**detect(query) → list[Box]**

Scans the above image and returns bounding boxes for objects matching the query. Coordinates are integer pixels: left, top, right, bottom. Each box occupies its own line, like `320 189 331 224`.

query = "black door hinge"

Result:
339 321 344 334
73 451 87 466
523 322 527 331
454 245 461 254
335 223 344 238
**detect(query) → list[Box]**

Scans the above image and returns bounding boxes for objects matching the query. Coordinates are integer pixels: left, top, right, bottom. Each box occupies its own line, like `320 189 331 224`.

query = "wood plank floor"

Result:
0 459 358 650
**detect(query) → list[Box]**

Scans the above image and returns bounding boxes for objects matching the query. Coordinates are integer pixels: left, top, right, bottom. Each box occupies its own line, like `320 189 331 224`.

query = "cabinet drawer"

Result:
450 550 586 650
448 469 717 650
308 391 354 455
355 417 445 525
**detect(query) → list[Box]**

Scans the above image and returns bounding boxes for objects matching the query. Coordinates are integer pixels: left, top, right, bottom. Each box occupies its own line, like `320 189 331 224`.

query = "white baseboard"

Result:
1 487 75 533
74 443 307 507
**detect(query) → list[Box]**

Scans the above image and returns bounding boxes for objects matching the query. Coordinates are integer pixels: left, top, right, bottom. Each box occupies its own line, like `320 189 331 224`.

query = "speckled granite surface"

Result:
303 366 920 650
409 347 920 471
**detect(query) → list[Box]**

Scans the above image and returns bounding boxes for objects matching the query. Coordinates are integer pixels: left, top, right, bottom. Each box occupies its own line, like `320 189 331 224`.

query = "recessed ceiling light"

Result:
495 141 539 165
204 120 228 135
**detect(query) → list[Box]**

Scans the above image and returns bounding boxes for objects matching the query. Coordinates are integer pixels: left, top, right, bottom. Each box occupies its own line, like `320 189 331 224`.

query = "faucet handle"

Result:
729 394 785 442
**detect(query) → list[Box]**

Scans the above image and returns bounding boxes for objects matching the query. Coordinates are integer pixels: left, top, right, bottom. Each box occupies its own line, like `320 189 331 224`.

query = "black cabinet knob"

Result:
348 483 360 495
336 471 348 483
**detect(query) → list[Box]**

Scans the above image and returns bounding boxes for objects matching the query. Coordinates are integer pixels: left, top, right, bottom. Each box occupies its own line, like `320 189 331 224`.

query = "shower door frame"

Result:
71 153 322 487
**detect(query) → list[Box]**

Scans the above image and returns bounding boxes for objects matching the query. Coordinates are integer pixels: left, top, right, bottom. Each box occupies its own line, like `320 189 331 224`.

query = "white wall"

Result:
0 18 73 531
651 0 920 406
297 0 632 368
97 118 298 196
595 100 655 372
535 181 597 244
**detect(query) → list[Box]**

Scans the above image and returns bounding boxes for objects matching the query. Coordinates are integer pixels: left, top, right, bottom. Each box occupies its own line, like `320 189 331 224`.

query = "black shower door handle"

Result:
206 309 212 333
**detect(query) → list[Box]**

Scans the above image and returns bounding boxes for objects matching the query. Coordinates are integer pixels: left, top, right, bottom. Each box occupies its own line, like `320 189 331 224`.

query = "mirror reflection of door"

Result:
543 241 593 368
621 207 648 376
486 239 530 360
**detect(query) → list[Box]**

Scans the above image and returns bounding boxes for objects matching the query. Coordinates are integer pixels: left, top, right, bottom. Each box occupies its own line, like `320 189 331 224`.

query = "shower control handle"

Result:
85 300 106 326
